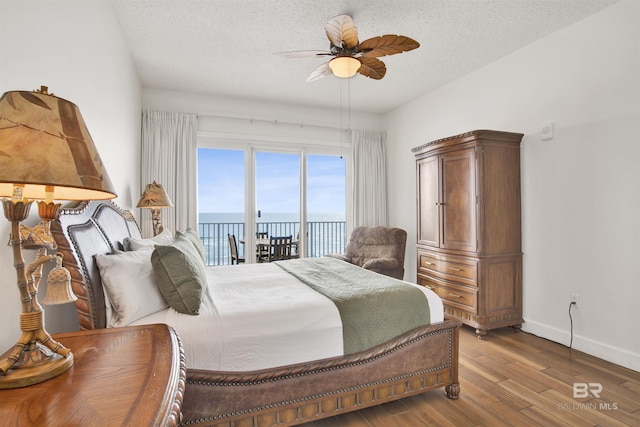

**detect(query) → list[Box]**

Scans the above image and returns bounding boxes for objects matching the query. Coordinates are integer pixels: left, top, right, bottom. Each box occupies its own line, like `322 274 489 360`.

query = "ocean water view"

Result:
198 212 347 265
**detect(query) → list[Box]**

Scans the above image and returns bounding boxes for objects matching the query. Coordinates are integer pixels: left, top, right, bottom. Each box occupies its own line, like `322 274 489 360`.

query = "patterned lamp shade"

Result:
137 181 173 208
0 87 116 201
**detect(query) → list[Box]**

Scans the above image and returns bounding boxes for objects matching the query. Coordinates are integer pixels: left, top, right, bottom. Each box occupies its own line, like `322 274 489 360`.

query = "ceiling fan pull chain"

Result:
339 83 343 158
348 76 351 132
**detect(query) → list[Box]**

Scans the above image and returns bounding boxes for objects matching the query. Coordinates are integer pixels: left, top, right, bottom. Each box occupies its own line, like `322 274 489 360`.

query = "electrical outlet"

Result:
571 293 580 306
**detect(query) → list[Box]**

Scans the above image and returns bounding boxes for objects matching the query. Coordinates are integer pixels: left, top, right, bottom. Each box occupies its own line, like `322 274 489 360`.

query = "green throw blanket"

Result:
275 257 430 354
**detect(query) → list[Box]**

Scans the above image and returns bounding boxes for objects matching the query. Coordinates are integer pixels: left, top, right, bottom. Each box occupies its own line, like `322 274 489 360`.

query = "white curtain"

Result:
140 111 198 237
351 130 388 227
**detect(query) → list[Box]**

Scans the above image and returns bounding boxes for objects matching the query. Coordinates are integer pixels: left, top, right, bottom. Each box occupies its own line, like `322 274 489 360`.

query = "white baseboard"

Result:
521 319 640 373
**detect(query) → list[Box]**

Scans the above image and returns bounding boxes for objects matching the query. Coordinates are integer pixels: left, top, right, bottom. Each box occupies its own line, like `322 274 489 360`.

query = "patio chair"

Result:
326 226 407 279
256 231 270 261
266 235 294 262
290 232 300 258
228 234 245 264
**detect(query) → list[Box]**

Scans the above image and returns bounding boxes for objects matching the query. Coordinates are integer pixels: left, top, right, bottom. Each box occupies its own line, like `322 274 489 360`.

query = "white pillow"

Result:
95 249 169 327
124 228 174 251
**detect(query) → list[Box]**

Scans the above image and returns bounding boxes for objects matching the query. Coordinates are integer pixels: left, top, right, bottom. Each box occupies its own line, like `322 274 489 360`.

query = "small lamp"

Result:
0 86 116 388
137 181 173 236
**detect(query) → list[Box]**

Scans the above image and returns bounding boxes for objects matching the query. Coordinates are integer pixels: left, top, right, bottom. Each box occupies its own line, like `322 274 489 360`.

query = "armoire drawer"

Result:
418 252 477 284
417 274 477 312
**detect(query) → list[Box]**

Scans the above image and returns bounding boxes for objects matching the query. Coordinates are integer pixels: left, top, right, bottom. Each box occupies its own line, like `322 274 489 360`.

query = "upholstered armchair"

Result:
327 226 407 280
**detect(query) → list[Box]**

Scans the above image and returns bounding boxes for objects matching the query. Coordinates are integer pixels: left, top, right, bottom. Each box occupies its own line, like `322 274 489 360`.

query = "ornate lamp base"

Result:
151 207 163 236
0 308 75 389
1 199 75 389
0 344 73 389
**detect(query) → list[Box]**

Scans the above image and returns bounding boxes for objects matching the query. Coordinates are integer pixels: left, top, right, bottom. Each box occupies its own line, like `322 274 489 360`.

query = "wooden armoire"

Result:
412 130 524 338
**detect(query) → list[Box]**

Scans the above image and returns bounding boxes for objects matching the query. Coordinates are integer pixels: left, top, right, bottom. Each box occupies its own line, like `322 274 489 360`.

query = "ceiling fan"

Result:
276 14 420 82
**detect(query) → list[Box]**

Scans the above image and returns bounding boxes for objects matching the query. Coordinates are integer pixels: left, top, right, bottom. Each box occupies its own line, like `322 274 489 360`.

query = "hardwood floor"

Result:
304 326 640 427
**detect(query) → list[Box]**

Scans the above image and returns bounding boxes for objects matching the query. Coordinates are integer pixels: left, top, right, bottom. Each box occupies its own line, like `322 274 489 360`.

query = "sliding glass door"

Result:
198 146 347 265
307 154 347 257
255 150 301 242
197 148 246 265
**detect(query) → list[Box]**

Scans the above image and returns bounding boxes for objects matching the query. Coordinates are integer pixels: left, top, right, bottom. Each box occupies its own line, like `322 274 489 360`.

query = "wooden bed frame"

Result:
51 200 460 426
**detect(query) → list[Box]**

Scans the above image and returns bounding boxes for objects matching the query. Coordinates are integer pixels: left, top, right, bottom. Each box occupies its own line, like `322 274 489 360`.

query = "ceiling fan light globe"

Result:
329 57 360 78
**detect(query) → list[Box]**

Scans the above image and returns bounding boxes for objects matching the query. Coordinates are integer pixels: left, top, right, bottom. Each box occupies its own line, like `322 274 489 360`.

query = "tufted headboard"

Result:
51 200 142 330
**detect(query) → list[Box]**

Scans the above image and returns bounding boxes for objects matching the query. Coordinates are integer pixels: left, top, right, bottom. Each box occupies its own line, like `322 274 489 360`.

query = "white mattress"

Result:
132 263 443 371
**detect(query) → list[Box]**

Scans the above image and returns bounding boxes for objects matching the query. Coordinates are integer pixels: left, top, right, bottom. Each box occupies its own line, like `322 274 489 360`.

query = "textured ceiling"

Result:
112 0 618 114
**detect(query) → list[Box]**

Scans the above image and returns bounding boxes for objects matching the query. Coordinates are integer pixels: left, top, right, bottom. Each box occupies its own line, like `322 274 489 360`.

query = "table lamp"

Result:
0 86 116 388
136 181 173 236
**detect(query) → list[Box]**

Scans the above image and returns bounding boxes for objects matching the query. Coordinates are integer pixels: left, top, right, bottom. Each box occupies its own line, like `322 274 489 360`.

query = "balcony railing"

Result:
198 221 347 266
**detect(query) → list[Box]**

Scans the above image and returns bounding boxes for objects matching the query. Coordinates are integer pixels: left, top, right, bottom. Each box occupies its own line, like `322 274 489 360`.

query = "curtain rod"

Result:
196 113 350 132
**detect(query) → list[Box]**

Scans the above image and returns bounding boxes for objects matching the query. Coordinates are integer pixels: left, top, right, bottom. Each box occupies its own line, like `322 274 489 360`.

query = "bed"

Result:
51 200 460 426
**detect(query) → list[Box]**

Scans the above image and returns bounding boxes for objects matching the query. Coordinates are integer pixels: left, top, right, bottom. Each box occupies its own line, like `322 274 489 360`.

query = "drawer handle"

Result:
424 261 436 266
449 267 462 272
425 285 433 290
449 293 462 298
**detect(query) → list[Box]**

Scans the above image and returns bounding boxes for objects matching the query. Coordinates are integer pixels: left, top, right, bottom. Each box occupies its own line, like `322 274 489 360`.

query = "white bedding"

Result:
131 262 443 371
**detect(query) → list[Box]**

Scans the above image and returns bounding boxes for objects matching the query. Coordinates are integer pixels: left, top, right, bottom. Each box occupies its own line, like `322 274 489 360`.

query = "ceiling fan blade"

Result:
274 50 333 58
325 15 359 49
359 35 420 58
306 61 333 82
357 56 387 80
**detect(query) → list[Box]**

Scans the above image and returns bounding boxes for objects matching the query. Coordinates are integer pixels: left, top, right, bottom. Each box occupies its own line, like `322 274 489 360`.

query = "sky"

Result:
198 148 346 215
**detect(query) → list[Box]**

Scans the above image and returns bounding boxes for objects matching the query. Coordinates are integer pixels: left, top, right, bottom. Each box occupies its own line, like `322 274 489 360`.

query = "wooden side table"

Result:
0 324 185 426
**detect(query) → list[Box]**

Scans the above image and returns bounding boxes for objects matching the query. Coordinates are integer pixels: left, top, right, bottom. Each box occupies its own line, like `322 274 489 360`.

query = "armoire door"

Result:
440 148 477 252
416 155 440 247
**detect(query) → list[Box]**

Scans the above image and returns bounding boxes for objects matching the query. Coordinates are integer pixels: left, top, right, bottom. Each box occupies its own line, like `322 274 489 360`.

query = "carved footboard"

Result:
181 320 460 426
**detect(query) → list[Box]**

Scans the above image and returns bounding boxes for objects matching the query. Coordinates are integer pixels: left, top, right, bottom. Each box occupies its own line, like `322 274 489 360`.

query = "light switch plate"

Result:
541 122 554 141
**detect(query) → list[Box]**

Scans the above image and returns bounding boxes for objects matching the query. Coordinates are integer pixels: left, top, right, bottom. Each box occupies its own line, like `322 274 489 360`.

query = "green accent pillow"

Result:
176 228 206 264
151 235 206 315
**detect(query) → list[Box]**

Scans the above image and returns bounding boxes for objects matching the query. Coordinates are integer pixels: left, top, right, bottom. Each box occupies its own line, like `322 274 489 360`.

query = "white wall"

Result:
143 88 383 147
385 0 639 371
0 0 141 349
